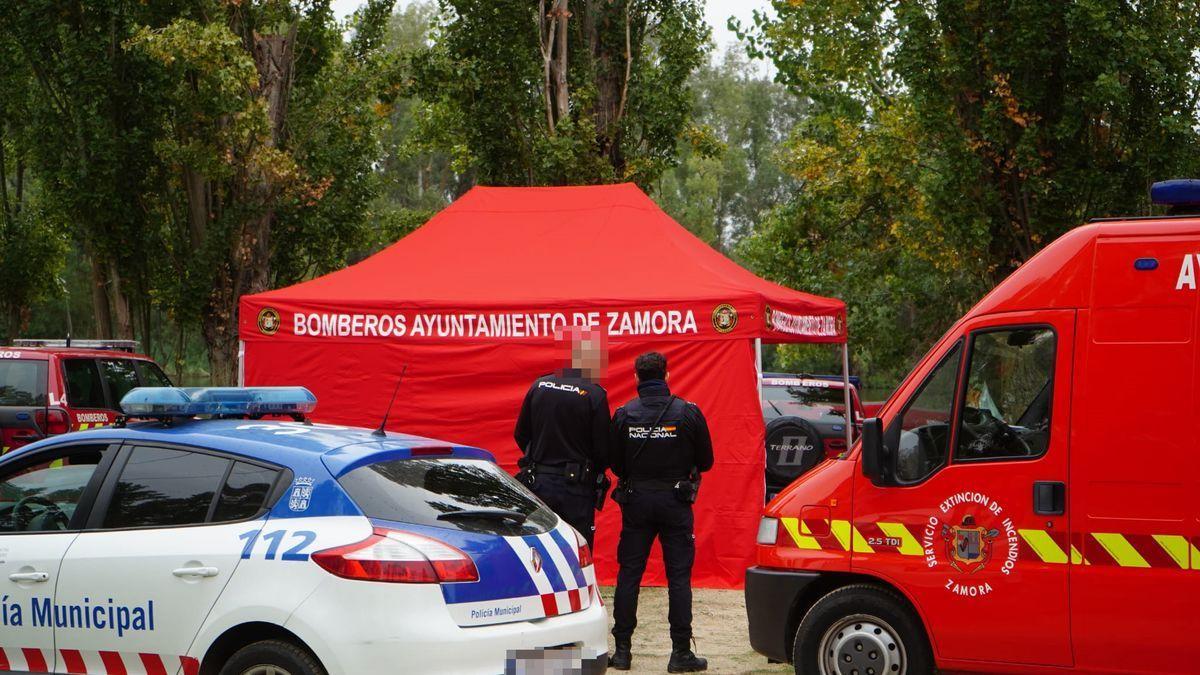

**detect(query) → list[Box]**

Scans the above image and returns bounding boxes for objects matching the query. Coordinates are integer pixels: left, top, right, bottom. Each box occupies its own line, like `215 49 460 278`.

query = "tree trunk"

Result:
201 23 297 385
182 166 210 249
86 250 113 339
552 0 570 125
580 0 633 173
107 261 134 339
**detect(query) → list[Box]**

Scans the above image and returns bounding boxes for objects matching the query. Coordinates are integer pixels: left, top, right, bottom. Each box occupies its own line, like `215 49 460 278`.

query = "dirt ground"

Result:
600 586 791 674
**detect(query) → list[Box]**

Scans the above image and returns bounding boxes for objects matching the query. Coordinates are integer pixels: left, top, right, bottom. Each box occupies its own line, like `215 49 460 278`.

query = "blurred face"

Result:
572 332 607 379
555 327 608 380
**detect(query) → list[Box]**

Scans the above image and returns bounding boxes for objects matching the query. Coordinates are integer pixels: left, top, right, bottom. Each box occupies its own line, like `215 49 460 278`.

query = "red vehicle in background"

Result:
746 181 1200 674
0 340 172 453
761 374 866 502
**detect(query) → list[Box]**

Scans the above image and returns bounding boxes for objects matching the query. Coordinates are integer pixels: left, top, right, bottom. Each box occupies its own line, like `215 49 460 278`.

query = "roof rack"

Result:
1086 214 1200 223
11 339 141 353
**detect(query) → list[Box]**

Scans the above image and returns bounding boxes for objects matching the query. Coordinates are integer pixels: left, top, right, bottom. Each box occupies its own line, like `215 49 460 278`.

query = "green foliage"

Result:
408 0 709 187
0 203 68 337
0 0 174 343
738 0 1200 387
1 0 400 381
368 1 465 241
656 48 804 248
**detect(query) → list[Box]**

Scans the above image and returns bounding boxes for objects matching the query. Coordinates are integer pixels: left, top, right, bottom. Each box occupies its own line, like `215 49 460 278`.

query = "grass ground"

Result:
599 586 791 674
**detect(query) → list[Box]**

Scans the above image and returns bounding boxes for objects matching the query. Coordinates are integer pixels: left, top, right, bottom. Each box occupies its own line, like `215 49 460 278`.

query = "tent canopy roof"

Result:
247 184 844 342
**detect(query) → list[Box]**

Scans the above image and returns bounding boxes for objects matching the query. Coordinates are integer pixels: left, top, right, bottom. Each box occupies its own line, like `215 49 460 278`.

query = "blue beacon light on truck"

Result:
120 386 317 417
1150 179 1200 207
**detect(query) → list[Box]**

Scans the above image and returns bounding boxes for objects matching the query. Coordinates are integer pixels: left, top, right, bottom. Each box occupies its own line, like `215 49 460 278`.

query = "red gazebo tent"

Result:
239 183 846 588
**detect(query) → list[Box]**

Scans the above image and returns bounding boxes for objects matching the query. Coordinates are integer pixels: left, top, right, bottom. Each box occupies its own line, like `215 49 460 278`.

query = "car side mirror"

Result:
860 417 897 487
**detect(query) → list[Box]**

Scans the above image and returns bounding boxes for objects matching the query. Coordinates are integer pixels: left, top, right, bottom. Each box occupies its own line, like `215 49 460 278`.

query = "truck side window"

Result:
896 341 962 483
62 359 107 409
955 327 1055 462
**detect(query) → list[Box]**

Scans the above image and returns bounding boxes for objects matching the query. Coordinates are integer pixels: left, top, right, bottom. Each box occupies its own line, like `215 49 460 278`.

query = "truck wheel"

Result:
218 639 326 675
792 585 933 675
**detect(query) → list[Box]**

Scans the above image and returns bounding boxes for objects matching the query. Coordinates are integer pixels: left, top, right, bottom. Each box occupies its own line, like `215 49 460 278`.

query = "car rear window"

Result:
0 360 47 406
212 461 280 522
763 384 850 423
338 458 557 536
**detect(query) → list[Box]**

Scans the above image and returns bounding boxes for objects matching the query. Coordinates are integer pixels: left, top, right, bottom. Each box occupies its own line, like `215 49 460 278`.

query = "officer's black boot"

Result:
667 644 707 673
609 639 632 670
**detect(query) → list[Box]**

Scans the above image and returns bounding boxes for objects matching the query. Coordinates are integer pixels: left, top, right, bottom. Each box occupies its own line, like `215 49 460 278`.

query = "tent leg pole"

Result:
238 339 245 387
842 342 853 449
755 338 763 400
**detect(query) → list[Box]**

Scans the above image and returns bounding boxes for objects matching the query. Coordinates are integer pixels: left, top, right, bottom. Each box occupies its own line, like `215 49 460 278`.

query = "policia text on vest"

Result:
514 367 611 548
608 352 713 673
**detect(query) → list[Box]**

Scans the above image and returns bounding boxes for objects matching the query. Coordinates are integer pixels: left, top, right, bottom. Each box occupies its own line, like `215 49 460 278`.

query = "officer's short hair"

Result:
634 352 667 381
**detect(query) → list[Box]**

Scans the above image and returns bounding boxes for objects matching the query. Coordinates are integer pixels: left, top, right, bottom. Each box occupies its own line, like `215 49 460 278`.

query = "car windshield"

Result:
0 360 47 406
338 458 557 537
762 380 851 423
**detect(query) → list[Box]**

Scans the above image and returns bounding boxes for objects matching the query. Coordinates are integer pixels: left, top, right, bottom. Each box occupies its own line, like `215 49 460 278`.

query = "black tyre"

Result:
217 639 326 675
792 585 934 675
765 416 825 489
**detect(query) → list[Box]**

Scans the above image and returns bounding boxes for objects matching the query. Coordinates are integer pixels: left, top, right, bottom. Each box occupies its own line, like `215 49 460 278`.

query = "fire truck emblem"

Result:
941 515 1000 574
258 307 282 336
711 304 738 333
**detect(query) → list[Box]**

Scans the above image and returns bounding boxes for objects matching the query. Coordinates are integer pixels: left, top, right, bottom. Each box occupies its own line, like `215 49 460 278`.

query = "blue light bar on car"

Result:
1151 179 1200 207
120 387 317 417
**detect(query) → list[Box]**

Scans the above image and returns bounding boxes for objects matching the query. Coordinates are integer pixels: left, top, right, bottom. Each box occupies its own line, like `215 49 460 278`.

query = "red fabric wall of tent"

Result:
239 183 845 589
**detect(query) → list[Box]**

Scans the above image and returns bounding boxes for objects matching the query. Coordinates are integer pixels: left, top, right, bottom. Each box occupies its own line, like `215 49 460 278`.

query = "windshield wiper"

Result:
437 508 529 524
766 399 783 417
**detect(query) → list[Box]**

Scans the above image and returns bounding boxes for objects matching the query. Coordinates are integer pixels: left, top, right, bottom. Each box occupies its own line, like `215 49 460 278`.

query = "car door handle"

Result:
1033 481 1066 516
172 566 219 578
9 572 49 583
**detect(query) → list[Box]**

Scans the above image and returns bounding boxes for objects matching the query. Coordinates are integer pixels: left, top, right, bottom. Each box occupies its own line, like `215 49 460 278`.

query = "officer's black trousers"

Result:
531 473 596 549
612 489 694 647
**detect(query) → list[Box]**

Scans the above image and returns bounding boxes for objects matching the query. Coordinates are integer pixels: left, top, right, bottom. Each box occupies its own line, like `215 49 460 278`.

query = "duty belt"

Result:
628 477 684 491
532 462 593 482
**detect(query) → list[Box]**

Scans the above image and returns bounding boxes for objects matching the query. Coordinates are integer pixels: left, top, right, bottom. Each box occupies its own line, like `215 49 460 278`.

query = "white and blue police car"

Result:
0 387 607 674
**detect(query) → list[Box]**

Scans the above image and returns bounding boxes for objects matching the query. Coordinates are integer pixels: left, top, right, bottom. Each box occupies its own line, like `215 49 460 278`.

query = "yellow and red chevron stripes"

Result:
776 518 1200 570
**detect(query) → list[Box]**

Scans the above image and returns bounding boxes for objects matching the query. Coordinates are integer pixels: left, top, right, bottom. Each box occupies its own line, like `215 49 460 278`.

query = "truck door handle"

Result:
9 571 49 583
172 566 219 578
1033 481 1066 516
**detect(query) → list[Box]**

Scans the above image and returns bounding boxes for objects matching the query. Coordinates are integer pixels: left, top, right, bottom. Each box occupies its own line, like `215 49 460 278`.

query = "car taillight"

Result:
574 528 593 568
35 409 70 436
311 528 478 583
824 437 847 459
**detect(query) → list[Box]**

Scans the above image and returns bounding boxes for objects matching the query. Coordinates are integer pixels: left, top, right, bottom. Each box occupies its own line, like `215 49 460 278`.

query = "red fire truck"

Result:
746 182 1200 674
0 340 172 453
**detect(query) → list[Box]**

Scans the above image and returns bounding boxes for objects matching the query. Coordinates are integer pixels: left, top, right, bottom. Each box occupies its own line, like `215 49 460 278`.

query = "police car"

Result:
0 387 607 674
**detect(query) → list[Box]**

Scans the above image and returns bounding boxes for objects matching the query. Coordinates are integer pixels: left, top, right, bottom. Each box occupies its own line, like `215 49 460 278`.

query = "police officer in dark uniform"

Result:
609 352 713 673
514 329 609 548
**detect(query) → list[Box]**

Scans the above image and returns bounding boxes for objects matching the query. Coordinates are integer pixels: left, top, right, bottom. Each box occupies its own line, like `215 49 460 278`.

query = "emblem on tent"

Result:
258 307 282 336
712 304 738 334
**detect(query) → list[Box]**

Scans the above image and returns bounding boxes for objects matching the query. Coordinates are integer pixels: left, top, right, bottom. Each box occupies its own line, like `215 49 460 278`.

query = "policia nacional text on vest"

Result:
609 352 713 673
513 369 610 548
